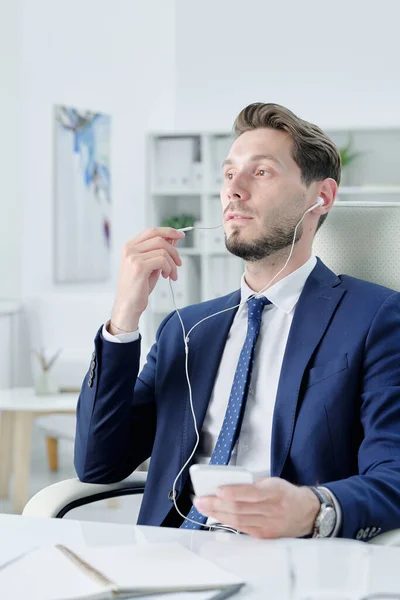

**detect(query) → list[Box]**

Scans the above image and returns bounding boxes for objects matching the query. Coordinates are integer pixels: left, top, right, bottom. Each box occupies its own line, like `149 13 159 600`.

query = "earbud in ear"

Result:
305 196 325 214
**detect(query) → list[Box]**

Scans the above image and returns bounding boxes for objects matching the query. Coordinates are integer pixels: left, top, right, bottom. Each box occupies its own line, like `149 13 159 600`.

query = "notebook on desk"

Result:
0 541 244 600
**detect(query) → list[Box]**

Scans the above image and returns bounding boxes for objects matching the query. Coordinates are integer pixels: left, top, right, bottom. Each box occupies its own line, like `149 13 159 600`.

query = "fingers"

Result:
210 512 266 534
135 236 182 268
193 497 270 536
142 251 178 281
195 496 264 517
113 227 185 323
216 478 280 502
134 226 185 245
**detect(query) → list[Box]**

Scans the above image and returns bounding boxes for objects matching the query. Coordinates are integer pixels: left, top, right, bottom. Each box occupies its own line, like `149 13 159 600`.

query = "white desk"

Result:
1 514 400 599
0 388 78 513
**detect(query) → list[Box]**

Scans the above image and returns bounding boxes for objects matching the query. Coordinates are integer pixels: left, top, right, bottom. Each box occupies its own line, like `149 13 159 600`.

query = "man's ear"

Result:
318 178 338 213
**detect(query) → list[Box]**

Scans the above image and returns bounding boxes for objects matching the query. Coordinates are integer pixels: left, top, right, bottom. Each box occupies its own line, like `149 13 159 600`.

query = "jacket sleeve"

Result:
323 292 400 539
74 313 173 484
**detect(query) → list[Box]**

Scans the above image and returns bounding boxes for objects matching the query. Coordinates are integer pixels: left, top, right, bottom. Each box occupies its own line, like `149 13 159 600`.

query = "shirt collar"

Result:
240 255 317 315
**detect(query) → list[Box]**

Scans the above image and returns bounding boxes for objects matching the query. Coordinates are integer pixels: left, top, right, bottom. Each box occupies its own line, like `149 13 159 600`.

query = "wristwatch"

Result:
309 487 337 538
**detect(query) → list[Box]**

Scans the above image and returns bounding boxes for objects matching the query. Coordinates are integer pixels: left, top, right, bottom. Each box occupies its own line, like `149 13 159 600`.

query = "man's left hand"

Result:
193 477 320 539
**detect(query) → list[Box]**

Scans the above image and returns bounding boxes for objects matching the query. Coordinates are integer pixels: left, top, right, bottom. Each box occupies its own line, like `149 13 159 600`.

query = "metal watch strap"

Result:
310 486 331 507
310 486 336 538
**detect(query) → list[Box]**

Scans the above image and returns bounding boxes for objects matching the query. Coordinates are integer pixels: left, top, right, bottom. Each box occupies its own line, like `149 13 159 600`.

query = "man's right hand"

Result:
109 227 185 334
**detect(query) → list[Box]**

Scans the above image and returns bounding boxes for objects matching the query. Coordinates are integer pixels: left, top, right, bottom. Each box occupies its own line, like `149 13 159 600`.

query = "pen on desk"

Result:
208 583 245 600
0 547 37 572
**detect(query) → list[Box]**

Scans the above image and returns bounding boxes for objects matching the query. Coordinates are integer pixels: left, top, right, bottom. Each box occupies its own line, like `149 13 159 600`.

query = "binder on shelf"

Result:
208 197 225 251
208 257 226 299
208 257 244 299
154 137 196 190
192 161 204 188
212 136 232 188
193 220 206 251
152 257 200 312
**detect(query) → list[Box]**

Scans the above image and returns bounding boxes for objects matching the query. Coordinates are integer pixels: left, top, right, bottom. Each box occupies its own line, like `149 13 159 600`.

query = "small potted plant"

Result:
339 135 361 187
160 214 197 246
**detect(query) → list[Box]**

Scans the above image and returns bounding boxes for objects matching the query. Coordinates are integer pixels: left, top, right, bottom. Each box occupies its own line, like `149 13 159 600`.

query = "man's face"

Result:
221 128 311 261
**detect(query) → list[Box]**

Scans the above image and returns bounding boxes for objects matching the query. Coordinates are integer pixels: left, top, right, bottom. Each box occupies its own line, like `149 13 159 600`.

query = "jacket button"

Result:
363 528 370 539
356 529 364 540
88 377 93 388
168 489 177 502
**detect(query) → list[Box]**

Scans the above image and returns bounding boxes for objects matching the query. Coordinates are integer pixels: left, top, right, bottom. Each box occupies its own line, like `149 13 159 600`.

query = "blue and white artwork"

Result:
54 105 111 282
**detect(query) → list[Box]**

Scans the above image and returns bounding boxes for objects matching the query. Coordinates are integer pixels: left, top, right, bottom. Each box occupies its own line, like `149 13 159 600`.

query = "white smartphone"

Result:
189 464 254 497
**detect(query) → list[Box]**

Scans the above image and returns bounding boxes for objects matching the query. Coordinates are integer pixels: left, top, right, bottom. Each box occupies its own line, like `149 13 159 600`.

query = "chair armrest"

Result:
368 528 400 546
23 472 147 519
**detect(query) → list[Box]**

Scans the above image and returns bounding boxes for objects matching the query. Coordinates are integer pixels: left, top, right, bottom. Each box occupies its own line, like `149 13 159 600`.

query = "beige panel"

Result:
313 203 400 292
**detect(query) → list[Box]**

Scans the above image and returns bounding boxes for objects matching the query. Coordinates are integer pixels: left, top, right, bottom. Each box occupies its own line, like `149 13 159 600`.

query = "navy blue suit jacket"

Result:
75 259 400 539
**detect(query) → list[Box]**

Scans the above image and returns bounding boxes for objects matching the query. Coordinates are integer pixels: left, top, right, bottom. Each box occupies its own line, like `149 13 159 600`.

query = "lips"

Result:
225 212 254 221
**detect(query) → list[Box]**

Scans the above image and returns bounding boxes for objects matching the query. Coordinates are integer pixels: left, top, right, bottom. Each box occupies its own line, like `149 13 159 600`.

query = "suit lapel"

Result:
180 290 241 471
270 260 345 477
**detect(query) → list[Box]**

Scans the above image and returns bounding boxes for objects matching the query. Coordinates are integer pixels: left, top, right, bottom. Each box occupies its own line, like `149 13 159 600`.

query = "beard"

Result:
225 210 304 262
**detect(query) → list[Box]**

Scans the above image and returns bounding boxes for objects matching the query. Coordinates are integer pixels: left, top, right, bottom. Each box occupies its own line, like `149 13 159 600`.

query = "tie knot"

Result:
247 296 271 322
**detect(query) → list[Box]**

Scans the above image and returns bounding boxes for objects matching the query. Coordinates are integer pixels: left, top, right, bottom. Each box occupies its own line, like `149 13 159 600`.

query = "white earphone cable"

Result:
168 201 320 530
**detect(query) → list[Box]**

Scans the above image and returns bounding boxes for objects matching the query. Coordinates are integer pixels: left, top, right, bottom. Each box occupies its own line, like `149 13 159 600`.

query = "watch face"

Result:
319 506 336 537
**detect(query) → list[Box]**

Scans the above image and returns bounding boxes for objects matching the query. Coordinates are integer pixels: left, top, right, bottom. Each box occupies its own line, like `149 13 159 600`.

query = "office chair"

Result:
313 201 400 292
23 201 400 545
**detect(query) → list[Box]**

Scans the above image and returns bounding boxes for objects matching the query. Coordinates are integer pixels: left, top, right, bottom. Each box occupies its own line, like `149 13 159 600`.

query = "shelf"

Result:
0 301 21 315
147 128 400 342
338 186 400 195
205 186 400 197
151 188 203 196
151 186 400 198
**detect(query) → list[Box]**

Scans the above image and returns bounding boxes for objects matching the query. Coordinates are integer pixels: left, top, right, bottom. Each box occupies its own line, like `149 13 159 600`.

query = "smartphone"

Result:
189 464 254 497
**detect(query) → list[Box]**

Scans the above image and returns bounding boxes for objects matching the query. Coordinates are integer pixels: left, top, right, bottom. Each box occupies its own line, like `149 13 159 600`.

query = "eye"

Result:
225 171 234 180
256 168 271 177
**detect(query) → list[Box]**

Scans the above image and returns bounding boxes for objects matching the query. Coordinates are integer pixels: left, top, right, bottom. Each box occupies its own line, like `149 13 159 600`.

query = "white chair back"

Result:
313 202 400 291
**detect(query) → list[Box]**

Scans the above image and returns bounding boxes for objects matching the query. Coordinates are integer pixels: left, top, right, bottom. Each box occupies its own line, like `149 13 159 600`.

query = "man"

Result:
75 103 400 540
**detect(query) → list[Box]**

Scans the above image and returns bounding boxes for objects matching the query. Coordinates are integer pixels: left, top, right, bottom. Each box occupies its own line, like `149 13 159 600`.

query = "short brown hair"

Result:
233 103 341 229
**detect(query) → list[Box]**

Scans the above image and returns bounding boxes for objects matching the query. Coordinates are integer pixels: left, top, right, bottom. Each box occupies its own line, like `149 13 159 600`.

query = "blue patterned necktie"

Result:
181 295 271 529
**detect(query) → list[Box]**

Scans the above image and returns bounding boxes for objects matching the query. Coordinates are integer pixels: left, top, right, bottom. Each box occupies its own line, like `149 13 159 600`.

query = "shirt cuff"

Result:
320 486 342 537
101 320 140 344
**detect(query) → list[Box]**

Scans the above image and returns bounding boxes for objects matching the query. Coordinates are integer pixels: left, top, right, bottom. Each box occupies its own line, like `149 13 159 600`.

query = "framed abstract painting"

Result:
54 105 111 283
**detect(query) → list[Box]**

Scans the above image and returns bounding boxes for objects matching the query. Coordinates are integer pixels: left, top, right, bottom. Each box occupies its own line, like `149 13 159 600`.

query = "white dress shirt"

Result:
193 255 317 474
102 254 341 535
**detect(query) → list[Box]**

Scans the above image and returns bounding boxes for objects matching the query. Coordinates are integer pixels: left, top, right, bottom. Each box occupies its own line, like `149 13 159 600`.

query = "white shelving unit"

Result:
146 132 243 341
146 127 400 340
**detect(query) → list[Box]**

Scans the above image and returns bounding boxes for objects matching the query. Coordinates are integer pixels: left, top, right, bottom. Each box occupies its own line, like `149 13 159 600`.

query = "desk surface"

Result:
2 514 400 599
0 387 78 411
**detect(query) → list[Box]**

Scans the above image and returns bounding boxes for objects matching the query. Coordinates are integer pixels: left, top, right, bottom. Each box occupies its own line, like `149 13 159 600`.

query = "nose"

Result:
225 178 250 202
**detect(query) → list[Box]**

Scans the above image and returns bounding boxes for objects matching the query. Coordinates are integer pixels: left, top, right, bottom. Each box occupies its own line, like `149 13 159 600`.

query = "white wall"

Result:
174 0 400 131
9 0 400 386
18 0 176 385
0 0 23 298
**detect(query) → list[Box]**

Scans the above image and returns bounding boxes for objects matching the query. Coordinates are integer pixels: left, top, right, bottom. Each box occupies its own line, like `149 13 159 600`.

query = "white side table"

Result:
0 299 21 387
0 387 78 513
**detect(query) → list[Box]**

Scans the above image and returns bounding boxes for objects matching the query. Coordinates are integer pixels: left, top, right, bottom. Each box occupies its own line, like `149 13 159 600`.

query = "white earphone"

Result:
305 196 325 214
169 194 327 530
